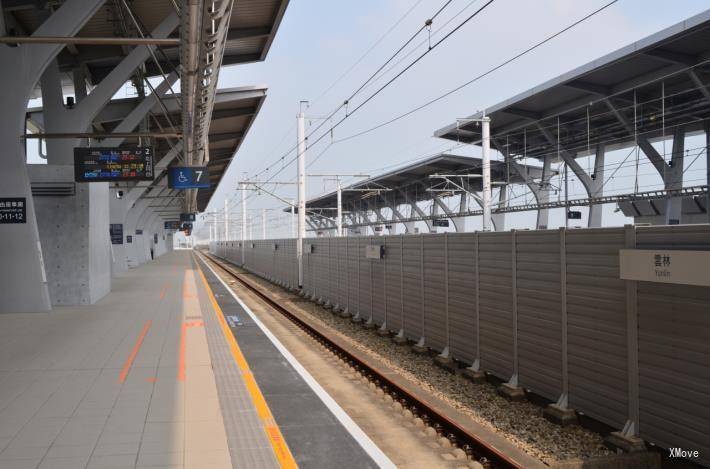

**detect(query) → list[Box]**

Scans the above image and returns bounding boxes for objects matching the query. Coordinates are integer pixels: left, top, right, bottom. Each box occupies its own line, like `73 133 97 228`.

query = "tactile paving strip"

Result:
193 257 280 469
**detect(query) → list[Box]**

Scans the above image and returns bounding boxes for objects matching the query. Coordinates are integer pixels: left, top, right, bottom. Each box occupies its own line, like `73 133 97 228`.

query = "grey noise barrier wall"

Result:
210 224 710 465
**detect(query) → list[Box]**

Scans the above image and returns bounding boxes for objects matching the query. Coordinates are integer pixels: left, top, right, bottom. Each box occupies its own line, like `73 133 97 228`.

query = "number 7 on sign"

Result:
195 170 203 181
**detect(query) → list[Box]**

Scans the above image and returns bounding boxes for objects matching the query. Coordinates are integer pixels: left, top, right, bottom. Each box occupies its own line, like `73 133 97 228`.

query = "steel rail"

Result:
199 251 524 469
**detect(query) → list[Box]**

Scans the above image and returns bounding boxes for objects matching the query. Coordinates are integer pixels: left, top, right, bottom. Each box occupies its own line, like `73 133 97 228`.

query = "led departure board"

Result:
74 147 154 182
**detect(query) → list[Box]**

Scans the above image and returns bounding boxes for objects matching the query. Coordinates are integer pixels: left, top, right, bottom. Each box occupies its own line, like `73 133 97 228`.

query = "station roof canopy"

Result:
27 85 266 212
88 85 268 213
9 0 288 91
291 153 543 214
434 9 710 160
196 86 267 211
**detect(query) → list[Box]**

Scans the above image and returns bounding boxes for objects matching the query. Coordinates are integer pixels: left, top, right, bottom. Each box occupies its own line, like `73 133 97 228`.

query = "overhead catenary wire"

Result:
254 0 620 200
353 0 486 98
214 0 708 235
221 1 487 211
242 0 486 185
328 0 620 146
306 0 496 151
309 0 426 108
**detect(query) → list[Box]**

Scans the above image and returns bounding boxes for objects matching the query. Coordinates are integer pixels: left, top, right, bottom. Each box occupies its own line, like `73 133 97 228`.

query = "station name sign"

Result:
164 221 181 230
619 249 710 287
365 245 385 259
74 147 154 182
0 198 26 224
168 166 210 189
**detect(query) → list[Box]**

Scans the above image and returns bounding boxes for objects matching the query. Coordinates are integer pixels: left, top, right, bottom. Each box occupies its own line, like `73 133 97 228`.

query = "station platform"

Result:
0 250 386 469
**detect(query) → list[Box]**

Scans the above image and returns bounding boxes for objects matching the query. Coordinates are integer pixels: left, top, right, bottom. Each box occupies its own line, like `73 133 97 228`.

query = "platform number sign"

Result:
168 166 210 189
0 198 26 224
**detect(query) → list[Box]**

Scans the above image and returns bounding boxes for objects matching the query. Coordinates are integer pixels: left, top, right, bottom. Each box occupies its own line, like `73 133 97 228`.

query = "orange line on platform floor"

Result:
119 320 152 383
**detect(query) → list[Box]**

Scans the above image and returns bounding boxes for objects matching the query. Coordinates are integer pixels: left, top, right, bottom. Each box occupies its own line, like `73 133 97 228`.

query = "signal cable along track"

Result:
199 250 542 469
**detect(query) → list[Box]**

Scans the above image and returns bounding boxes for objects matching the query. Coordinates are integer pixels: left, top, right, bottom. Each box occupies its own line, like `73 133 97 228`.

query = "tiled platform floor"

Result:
0 251 247 469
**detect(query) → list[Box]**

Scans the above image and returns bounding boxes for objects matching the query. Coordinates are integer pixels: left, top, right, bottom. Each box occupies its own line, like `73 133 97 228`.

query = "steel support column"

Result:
588 144 605 228
664 128 685 224
491 186 506 231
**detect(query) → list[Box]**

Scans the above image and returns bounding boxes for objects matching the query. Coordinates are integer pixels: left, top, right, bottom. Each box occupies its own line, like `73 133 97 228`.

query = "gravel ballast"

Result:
251 276 614 466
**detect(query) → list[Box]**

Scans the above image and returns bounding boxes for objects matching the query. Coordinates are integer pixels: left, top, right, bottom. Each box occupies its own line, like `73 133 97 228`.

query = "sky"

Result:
31 0 710 239
196 0 709 239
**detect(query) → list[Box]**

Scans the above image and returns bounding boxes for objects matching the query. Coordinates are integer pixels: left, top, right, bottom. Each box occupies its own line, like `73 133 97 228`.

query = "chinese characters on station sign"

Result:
620 249 710 287
0 198 26 224
74 147 154 182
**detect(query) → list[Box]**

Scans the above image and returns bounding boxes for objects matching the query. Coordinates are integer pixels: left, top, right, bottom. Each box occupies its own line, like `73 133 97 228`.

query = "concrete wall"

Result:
28 165 111 305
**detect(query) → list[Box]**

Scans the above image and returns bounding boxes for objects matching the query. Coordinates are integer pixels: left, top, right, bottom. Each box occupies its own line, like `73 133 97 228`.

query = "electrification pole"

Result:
291 199 296 238
481 113 492 231
240 182 247 264
336 180 343 237
297 102 308 287
262 208 266 240
224 199 229 241
564 162 569 229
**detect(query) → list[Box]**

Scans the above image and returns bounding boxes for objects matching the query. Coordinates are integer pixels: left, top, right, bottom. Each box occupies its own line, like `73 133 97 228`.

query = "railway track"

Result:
199 251 533 469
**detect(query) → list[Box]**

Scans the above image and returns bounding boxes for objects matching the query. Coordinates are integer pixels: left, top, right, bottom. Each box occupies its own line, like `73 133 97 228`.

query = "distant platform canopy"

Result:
434 9 710 160
290 153 542 215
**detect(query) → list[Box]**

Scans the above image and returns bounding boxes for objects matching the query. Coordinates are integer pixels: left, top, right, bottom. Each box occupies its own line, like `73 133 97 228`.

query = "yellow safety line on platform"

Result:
195 256 298 469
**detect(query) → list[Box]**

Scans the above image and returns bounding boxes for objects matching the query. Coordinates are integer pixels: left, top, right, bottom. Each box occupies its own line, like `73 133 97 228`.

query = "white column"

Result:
224 199 229 242
482 114 492 231
240 183 247 264
0 0 107 313
291 199 296 238
297 106 307 286
336 180 343 237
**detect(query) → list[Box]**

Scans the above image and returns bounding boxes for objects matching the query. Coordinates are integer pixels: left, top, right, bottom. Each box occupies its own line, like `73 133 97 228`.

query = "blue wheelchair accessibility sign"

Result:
168 166 210 189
